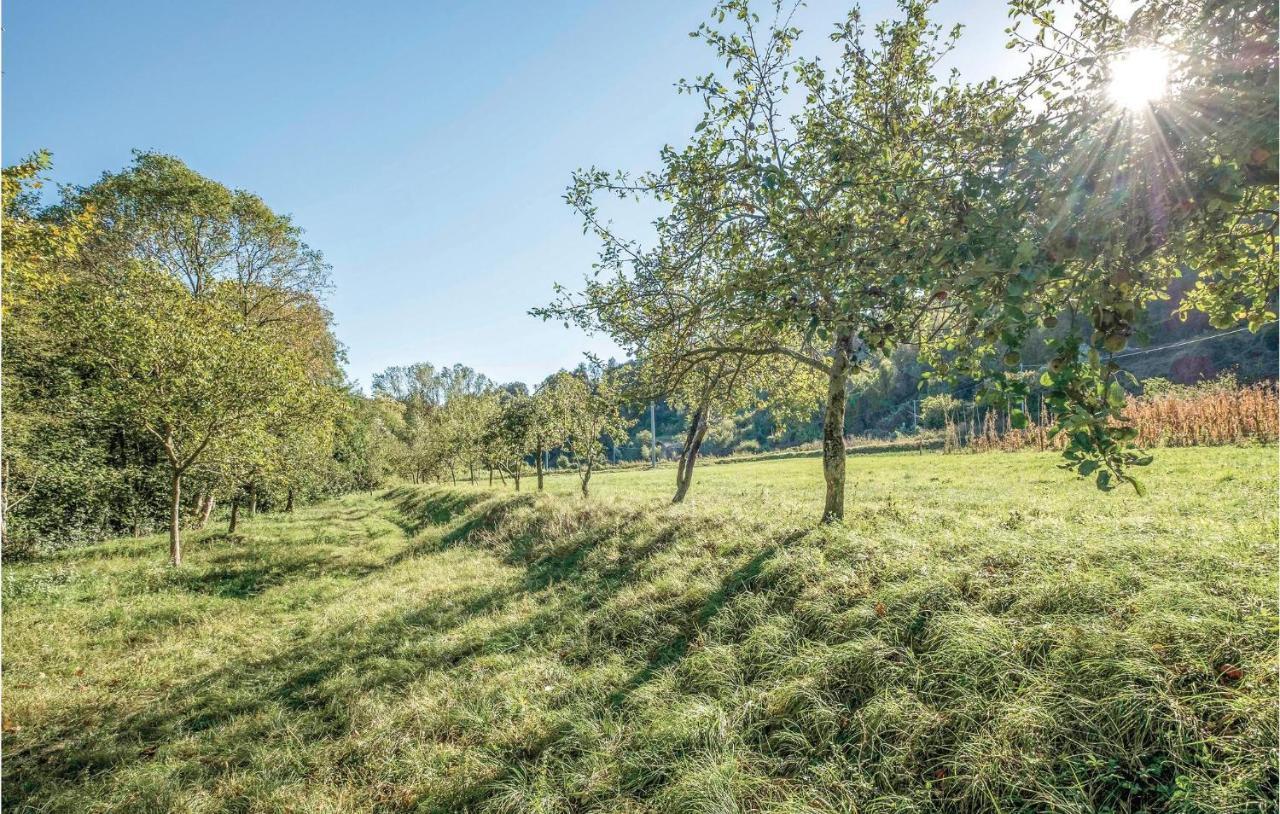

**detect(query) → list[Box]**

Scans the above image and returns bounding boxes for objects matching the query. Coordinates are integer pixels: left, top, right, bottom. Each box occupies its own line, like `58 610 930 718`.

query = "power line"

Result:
1110 323 1274 359
934 323 1275 401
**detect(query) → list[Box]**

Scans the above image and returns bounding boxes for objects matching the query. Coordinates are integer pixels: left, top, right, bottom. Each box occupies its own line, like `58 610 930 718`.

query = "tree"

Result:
81 271 314 564
3 151 351 557
540 367 633 498
482 391 537 490
330 390 400 492
73 152 331 306
667 354 823 502
528 379 565 492
554 0 1022 520
1 152 122 553
372 363 446 482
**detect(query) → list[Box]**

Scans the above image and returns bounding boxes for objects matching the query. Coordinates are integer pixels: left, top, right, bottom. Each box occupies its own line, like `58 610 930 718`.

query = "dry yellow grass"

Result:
948 380 1278 453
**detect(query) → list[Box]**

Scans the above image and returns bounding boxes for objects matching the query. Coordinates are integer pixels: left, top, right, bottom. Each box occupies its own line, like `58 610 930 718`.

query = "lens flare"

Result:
1108 47 1170 111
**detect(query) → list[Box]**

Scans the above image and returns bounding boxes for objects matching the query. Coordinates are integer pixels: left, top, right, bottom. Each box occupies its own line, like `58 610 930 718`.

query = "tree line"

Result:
367 361 631 498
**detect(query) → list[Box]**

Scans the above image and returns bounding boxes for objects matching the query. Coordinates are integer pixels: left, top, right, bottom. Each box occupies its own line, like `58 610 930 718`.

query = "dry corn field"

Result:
945 380 1279 453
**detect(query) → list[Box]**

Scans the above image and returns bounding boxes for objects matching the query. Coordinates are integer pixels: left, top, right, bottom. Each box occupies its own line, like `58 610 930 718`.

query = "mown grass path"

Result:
4 447 1276 812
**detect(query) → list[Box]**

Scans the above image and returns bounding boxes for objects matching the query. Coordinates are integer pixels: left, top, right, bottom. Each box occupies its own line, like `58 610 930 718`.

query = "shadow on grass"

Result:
383 486 488 537
168 550 386 599
3 485 812 810
607 529 806 707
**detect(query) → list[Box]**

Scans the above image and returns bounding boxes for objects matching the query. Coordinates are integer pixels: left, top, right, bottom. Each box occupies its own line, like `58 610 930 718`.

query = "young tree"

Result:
663 355 822 503
555 0 1022 520
540 368 633 498
483 390 537 490
528 379 565 492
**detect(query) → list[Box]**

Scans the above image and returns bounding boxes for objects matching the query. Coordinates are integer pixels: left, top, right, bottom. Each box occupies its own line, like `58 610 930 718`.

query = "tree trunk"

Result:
285 487 295 513
229 496 240 534
536 441 545 491
822 335 852 522
514 462 521 492
197 493 215 528
469 464 475 483
673 404 710 504
169 470 183 567
248 482 258 517
580 457 593 498
488 469 493 486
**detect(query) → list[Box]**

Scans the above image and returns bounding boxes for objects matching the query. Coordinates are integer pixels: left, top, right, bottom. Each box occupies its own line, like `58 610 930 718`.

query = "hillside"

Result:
3 447 1277 812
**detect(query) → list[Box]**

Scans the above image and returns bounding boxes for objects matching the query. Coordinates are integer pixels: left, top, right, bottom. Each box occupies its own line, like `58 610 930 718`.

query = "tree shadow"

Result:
382 486 488 538
2 577 527 805
606 528 807 707
4 487 811 810
167 550 385 599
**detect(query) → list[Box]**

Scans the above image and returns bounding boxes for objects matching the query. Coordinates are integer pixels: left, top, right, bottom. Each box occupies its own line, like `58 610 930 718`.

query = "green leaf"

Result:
1107 380 1126 409
1126 476 1147 497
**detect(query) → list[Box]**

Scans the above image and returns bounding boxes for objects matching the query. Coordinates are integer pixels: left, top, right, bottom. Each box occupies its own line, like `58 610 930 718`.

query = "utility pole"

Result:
649 400 657 468
1020 362 1028 420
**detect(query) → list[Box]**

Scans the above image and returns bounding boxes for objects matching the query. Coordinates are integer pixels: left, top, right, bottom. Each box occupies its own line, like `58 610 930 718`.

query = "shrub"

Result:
919 393 962 429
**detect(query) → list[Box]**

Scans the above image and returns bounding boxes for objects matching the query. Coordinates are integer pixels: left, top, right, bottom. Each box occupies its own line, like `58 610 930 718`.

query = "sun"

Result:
1107 47 1171 111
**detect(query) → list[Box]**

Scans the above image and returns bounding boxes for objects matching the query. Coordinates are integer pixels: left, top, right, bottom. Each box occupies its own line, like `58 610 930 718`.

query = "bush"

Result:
920 393 962 429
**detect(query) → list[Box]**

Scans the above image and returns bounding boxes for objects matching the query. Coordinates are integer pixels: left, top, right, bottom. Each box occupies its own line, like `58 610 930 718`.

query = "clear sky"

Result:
3 0 1021 390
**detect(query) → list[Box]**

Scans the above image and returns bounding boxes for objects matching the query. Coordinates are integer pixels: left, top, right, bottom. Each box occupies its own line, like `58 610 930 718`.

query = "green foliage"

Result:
919 393 961 430
539 366 634 495
551 0 1276 505
935 0 1278 488
2 152 355 560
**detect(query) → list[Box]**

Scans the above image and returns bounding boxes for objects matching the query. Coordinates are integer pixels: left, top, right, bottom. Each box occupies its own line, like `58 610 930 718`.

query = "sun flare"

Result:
1107 47 1171 111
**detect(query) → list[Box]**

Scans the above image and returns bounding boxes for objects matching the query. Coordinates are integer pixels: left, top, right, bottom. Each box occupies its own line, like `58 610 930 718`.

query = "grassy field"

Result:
3 447 1277 812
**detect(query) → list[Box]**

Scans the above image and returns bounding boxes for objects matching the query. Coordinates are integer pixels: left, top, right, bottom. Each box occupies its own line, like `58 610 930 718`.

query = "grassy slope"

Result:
3 447 1276 813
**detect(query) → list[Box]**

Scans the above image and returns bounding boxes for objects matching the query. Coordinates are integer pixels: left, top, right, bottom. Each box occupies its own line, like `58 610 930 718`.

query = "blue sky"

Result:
4 1 1020 390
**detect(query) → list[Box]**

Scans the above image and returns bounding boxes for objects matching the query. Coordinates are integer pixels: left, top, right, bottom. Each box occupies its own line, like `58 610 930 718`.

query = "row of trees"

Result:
370 362 633 498
3 152 380 565
540 0 1276 519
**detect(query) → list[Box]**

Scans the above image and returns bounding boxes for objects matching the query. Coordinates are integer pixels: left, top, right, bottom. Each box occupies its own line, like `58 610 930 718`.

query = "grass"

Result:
3 446 1277 812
